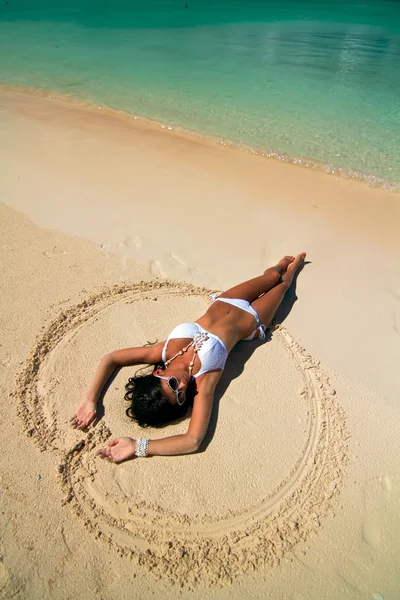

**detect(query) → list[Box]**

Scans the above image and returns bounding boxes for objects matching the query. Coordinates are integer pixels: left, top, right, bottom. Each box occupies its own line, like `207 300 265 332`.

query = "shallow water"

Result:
1 0 399 188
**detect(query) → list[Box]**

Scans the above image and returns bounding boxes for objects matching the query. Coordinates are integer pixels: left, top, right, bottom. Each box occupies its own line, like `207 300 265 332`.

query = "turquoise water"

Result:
1 1 400 188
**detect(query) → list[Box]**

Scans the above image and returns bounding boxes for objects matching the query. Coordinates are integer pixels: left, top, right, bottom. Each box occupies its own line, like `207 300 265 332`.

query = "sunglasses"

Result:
153 374 186 406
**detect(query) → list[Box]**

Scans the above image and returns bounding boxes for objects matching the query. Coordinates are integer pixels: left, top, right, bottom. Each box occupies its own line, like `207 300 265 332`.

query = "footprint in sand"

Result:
149 259 165 277
0 353 11 368
14 281 348 587
149 253 189 278
118 235 142 250
362 475 393 547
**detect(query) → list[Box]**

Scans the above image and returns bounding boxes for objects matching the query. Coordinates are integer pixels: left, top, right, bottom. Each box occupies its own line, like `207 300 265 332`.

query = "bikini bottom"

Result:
210 296 266 340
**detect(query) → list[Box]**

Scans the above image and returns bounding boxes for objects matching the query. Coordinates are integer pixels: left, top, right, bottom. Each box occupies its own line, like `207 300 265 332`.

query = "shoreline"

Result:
2 84 399 193
1 85 399 260
1 83 400 598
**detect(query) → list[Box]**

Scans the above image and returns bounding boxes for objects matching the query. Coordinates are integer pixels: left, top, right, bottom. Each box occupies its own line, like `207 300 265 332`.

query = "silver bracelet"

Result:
135 438 149 457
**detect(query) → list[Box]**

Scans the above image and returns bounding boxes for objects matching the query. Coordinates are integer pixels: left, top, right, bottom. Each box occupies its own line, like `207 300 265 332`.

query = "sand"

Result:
0 87 399 599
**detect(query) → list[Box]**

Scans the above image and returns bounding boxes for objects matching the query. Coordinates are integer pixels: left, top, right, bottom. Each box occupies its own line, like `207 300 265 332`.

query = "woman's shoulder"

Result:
109 342 165 366
194 369 223 394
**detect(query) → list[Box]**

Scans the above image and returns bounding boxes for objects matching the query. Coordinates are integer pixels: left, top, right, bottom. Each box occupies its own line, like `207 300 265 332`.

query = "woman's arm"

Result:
71 342 165 429
97 370 222 463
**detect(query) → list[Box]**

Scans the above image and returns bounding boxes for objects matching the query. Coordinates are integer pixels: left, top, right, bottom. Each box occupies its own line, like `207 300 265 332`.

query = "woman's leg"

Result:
219 256 295 303
251 253 306 328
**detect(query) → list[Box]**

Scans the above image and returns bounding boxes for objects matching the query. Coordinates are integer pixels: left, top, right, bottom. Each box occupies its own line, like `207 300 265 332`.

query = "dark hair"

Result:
124 365 189 427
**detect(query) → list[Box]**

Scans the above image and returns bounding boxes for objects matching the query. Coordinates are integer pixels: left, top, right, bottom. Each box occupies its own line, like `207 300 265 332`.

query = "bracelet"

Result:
135 438 149 457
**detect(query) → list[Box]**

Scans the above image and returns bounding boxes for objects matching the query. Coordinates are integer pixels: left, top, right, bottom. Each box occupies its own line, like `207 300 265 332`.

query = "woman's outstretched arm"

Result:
97 370 222 463
71 343 165 429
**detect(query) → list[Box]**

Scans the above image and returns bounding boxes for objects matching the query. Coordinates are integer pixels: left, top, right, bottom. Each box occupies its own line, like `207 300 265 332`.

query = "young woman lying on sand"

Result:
71 253 306 463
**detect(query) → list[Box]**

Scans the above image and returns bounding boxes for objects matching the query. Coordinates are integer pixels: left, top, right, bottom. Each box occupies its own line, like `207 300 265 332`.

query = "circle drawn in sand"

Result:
15 281 348 587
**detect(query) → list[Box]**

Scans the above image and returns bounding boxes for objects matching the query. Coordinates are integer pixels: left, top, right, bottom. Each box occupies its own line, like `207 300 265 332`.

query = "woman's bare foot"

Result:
282 253 306 286
271 255 295 275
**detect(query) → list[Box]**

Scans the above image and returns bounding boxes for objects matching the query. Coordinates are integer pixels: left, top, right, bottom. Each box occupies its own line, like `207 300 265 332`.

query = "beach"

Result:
1 87 400 598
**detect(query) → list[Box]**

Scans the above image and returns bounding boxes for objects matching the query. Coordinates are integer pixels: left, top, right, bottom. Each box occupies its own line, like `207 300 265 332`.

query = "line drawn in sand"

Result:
13 281 349 587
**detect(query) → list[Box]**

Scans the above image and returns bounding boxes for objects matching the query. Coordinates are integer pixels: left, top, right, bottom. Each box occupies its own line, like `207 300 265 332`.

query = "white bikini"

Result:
161 297 266 379
214 298 267 341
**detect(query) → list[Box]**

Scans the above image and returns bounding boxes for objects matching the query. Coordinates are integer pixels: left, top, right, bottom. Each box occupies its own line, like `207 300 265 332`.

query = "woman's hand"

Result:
97 438 137 464
70 398 97 429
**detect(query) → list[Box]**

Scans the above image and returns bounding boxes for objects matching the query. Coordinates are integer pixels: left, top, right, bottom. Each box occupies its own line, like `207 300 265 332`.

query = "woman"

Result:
71 253 306 463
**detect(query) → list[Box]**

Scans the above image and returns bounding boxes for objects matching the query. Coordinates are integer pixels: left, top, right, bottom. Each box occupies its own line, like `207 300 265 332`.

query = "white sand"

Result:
0 87 399 599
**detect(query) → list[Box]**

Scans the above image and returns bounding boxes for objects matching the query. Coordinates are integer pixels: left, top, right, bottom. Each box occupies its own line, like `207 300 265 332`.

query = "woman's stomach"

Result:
196 300 256 351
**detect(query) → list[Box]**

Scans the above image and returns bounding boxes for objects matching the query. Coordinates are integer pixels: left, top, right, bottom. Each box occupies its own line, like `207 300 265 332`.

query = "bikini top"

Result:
162 322 228 378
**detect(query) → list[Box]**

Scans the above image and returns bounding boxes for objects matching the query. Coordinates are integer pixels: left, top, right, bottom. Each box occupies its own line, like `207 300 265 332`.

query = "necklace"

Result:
164 332 209 377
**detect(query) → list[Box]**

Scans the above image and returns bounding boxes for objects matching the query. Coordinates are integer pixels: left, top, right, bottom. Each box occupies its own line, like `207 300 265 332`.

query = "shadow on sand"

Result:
201 261 308 451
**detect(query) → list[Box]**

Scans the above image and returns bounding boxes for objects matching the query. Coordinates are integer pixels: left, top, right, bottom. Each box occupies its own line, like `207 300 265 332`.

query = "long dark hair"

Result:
124 363 189 427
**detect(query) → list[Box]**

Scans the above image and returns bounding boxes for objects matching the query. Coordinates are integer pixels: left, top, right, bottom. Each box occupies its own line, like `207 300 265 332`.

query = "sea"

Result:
1 0 399 189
